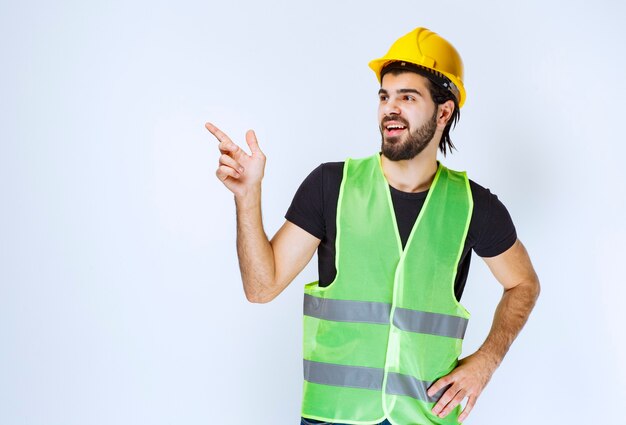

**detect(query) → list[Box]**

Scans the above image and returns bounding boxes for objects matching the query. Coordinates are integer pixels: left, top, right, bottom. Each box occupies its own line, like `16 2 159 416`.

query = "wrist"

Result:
234 184 262 210
474 347 502 372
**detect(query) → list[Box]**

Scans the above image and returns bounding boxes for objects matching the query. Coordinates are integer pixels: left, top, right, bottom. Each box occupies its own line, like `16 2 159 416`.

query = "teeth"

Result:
387 125 405 130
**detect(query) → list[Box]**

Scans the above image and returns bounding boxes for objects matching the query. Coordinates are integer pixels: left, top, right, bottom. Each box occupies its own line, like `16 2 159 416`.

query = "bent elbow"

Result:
244 287 276 304
533 277 541 301
246 294 272 304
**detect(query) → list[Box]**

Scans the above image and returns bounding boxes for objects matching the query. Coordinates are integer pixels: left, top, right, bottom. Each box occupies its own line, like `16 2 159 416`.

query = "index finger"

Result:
427 375 451 398
205 122 233 145
205 122 244 157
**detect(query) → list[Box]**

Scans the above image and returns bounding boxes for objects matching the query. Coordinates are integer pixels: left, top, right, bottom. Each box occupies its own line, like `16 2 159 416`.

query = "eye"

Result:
379 94 388 102
403 95 415 102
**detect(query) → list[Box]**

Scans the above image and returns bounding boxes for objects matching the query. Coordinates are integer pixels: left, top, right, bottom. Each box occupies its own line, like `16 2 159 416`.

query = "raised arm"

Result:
427 238 540 422
207 123 320 303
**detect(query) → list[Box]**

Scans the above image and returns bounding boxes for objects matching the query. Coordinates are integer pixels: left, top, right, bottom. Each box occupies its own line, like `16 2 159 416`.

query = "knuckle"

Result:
429 382 442 393
218 164 230 172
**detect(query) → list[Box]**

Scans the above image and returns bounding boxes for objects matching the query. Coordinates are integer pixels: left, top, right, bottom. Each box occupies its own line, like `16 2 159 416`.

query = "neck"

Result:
380 145 439 193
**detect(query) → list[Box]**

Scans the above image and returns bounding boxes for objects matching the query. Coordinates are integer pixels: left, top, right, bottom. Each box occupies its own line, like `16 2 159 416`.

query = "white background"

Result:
2 0 625 424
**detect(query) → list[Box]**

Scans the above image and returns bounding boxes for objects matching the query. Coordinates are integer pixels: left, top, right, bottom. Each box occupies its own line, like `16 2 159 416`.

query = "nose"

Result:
382 97 400 117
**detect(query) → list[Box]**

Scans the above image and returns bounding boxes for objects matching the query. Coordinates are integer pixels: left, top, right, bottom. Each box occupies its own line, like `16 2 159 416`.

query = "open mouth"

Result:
384 123 407 137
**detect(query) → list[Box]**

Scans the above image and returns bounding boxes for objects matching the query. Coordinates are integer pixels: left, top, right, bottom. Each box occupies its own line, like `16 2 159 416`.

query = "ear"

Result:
436 99 456 128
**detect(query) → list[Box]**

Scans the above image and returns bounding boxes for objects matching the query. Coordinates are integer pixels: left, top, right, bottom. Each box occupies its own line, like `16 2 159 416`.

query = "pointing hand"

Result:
206 122 267 198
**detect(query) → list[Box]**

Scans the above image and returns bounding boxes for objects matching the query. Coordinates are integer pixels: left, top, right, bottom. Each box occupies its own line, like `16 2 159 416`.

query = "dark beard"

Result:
380 108 438 161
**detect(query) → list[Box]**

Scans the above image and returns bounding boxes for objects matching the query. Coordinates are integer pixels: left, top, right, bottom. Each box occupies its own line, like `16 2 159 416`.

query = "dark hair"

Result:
381 66 461 156
427 79 460 156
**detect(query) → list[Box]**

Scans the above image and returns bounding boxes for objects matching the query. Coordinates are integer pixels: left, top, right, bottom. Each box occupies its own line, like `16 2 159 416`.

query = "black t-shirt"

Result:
285 158 517 301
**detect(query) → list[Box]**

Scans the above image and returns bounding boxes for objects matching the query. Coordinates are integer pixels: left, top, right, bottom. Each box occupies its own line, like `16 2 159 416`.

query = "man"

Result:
207 27 540 425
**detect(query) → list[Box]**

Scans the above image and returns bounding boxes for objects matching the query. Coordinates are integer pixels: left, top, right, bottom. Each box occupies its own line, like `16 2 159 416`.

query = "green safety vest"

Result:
302 153 473 425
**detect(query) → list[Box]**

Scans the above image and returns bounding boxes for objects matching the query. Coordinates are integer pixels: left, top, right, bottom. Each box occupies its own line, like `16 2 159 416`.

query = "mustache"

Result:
381 116 410 127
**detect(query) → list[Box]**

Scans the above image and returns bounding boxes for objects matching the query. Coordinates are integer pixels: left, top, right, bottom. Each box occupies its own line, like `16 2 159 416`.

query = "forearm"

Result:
428 276 540 420
475 278 540 370
234 186 276 303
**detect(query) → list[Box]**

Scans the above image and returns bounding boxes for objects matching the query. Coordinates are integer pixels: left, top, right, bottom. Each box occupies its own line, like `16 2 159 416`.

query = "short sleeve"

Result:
285 164 325 240
470 181 518 258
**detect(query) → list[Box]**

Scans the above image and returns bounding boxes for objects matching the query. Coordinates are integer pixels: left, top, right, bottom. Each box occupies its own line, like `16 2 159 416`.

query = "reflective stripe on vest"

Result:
303 359 450 403
301 153 473 425
304 294 469 339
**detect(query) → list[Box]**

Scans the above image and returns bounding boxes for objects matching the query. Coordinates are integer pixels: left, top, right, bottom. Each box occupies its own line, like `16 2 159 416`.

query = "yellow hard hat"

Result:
368 27 466 108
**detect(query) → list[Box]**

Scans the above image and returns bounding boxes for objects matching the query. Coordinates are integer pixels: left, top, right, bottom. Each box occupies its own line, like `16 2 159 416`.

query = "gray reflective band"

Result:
393 307 468 339
386 372 449 403
303 294 390 325
303 360 449 402
304 295 467 339
303 360 383 390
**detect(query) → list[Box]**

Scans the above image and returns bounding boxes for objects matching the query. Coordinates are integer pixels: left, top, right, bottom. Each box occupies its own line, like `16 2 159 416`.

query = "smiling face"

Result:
378 71 440 161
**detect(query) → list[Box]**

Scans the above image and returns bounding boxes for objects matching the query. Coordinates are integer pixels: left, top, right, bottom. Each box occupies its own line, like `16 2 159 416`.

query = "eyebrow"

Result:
378 88 422 96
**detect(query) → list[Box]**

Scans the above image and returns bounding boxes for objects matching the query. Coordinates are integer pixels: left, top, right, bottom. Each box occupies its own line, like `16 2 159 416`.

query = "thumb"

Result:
245 129 263 155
